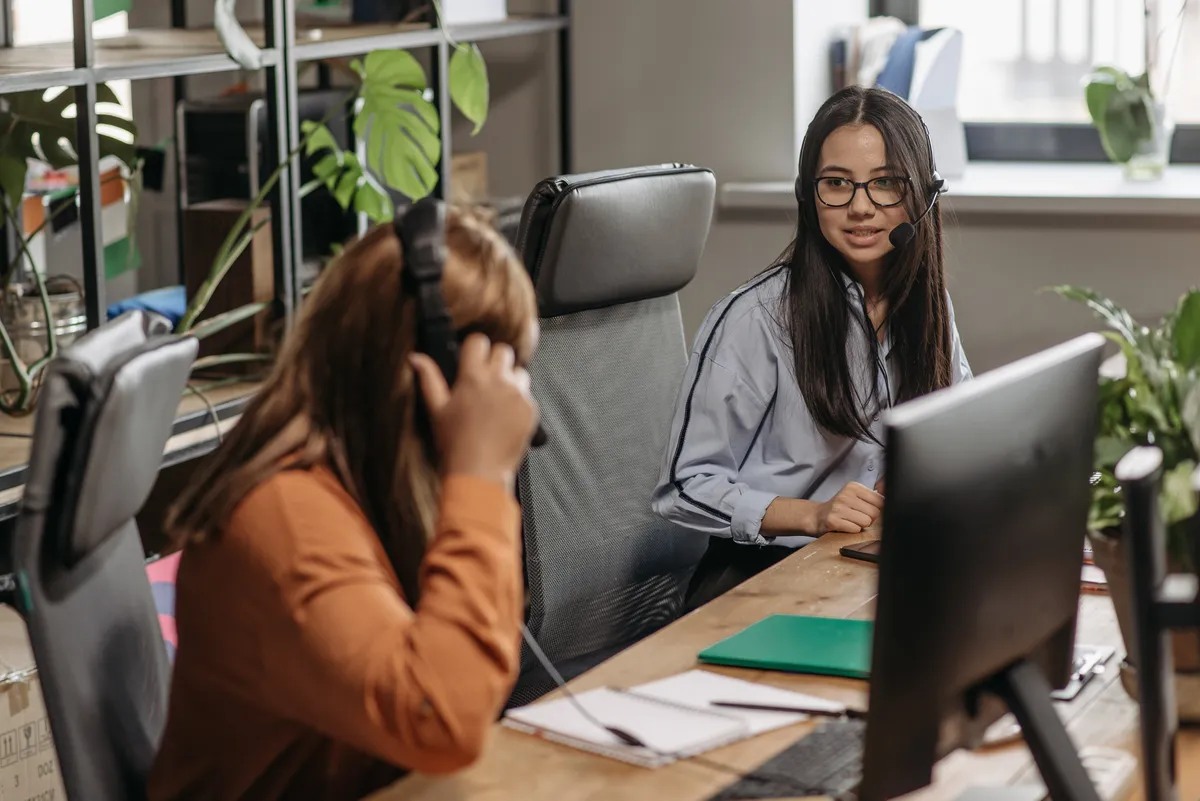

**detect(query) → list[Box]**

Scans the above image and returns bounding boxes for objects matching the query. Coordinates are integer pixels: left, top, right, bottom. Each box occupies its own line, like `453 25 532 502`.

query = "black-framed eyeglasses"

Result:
814 176 910 208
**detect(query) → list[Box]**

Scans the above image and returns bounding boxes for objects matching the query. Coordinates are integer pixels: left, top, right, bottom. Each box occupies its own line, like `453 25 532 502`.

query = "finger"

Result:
830 517 863 534
459 333 492 375
837 507 874 530
490 342 516 373
511 366 532 396
409 353 452 414
875 478 885 496
849 485 885 511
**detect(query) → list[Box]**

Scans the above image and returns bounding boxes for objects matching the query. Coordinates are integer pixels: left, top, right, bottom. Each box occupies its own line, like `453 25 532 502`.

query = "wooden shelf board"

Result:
0 380 259 520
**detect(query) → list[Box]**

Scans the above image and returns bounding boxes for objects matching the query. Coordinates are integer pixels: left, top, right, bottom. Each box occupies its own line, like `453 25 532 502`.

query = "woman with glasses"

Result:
653 86 971 609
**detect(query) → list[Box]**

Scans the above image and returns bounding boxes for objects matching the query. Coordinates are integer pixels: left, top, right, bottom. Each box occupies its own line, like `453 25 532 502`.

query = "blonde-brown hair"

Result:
166 206 537 602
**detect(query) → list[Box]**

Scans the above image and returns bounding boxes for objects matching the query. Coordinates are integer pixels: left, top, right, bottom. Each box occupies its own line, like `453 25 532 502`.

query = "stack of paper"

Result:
503 669 845 768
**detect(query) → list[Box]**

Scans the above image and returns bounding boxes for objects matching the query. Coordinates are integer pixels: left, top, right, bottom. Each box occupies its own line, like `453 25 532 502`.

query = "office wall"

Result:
571 0 1200 374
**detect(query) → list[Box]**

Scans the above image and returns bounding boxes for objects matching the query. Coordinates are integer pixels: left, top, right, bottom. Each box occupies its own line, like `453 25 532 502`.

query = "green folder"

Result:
697 614 873 679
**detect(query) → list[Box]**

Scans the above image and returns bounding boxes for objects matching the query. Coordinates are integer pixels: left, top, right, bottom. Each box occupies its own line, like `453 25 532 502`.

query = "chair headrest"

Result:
25 311 198 566
516 164 717 318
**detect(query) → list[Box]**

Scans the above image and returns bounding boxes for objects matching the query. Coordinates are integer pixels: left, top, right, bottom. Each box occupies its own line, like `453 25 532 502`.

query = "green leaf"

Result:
0 82 137 203
0 156 27 206
1044 285 1141 345
1162 459 1199 526
449 44 489 134
301 121 341 157
312 154 342 182
1181 379 1200 457
1094 434 1132 469
187 301 271 341
333 169 358 208
353 176 393 222
1172 291 1200 369
357 94 441 200
362 49 426 90
1085 71 1120 126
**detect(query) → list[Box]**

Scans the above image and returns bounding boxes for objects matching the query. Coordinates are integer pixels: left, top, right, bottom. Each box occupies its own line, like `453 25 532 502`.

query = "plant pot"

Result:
1122 101 1175 182
0 281 87 398
1088 528 1200 722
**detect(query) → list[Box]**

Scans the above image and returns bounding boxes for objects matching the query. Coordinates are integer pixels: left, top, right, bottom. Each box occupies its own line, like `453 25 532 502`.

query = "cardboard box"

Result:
451 152 489 204
0 608 65 801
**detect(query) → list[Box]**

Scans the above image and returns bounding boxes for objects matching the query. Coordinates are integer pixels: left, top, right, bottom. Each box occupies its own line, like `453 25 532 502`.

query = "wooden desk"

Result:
372 533 1200 801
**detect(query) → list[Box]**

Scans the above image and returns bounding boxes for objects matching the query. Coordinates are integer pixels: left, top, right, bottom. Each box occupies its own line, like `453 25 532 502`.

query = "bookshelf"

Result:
0 0 573 524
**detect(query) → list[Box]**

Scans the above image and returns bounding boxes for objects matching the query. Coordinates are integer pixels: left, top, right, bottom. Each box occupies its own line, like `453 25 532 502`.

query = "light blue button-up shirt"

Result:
652 265 972 547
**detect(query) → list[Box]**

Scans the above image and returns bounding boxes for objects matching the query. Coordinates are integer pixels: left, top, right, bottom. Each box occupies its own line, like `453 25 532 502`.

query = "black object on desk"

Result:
707 719 866 801
1115 446 1200 801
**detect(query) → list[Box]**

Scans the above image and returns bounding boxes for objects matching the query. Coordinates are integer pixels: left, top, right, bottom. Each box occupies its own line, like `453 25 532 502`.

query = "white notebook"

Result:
502 669 846 768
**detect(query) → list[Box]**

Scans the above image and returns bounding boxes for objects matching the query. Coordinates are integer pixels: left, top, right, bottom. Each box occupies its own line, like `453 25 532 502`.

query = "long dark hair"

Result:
777 85 953 442
165 208 537 604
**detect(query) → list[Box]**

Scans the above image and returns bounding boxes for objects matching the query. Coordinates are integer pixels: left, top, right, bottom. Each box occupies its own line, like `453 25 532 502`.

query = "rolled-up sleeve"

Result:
652 304 779 544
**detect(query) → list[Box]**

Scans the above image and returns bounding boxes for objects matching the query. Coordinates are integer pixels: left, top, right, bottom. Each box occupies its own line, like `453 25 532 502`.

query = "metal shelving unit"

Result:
0 0 573 526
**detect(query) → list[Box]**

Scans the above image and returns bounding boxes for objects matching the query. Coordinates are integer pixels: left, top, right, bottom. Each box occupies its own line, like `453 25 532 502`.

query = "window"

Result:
875 0 1200 161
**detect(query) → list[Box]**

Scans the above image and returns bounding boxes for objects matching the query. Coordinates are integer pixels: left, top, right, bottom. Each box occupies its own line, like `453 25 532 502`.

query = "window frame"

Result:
870 0 1200 164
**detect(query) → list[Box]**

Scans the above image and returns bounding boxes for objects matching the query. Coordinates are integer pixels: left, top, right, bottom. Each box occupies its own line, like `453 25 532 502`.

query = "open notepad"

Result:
502 669 846 768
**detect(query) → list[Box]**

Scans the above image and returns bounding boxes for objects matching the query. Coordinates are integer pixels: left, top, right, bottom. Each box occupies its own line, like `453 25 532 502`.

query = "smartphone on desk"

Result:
839 539 881 564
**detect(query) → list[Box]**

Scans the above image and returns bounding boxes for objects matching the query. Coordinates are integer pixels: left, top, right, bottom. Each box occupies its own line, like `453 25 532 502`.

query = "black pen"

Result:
710 701 866 720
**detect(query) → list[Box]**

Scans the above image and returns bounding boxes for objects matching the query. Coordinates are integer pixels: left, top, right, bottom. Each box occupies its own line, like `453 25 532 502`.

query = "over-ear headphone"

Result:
395 197 547 447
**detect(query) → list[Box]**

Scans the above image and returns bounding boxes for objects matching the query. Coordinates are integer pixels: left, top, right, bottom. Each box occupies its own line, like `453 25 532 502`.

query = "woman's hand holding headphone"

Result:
410 333 540 495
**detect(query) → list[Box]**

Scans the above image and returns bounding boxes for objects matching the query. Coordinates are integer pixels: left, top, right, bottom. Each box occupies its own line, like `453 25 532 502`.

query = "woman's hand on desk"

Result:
814 482 883 534
410 334 540 494
762 482 884 536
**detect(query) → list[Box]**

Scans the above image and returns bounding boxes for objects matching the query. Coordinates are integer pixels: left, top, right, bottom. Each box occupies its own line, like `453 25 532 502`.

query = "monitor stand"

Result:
961 658 1104 801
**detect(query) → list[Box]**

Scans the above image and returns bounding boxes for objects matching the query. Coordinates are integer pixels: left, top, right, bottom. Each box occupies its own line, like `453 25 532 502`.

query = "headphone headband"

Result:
396 198 458 385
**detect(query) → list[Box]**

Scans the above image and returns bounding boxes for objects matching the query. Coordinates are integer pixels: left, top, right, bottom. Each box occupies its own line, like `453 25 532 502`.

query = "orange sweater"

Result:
148 467 524 801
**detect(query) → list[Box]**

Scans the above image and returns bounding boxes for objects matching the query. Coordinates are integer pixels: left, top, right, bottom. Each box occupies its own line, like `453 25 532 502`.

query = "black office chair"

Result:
11 310 197 801
509 164 716 705
1114 445 1200 801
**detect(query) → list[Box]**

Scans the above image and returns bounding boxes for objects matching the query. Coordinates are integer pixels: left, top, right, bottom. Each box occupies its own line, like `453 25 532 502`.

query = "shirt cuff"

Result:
730 488 779 545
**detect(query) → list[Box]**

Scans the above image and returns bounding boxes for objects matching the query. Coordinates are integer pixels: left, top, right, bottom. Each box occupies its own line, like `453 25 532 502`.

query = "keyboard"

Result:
708 718 865 801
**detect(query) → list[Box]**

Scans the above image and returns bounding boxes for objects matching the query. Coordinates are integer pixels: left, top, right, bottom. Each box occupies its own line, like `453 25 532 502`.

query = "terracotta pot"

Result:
1088 529 1200 722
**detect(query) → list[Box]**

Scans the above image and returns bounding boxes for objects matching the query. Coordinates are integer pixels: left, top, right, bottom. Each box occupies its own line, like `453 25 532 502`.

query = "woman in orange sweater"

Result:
149 205 540 800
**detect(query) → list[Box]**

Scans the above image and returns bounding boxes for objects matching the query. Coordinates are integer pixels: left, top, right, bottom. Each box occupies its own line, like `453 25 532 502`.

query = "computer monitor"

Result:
859 333 1106 801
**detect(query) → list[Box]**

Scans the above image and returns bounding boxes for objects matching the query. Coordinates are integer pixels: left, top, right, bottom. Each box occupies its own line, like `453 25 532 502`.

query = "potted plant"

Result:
1050 284 1200 719
1083 1 1182 181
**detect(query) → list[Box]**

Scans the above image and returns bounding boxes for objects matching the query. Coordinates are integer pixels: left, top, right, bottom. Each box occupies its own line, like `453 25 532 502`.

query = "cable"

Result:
518 623 861 798
184 383 223 446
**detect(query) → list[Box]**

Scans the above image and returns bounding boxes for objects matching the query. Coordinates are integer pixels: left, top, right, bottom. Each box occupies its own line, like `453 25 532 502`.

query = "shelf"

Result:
0 28 281 91
293 14 569 61
0 380 258 521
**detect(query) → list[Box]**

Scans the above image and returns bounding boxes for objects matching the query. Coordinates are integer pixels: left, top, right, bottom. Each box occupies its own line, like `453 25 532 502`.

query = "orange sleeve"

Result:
231 471 524 775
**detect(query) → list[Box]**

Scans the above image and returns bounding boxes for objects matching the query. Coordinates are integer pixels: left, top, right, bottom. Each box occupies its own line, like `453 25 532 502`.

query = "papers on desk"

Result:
502 669 845 768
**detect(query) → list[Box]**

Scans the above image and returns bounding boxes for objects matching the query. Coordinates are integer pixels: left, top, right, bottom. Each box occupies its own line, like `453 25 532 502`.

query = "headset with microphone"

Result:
395 197 547 448
887 169 945 248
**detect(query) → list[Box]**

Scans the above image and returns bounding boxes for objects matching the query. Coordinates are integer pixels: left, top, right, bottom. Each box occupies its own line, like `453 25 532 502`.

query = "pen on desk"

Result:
709 701 866 720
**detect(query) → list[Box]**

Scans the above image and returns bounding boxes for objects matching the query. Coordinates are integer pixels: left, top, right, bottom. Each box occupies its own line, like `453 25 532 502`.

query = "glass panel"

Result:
918 0 1199 123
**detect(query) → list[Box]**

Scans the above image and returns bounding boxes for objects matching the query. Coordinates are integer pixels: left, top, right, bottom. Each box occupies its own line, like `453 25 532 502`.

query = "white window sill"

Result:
719 162 1200 217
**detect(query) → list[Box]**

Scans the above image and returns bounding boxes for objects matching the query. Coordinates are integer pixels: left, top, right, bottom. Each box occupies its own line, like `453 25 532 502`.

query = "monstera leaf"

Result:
0 84 137 206
351 50 442 201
